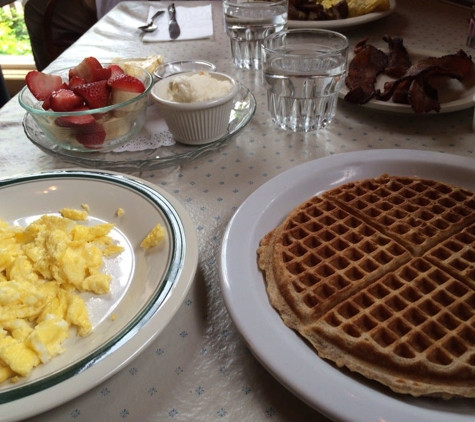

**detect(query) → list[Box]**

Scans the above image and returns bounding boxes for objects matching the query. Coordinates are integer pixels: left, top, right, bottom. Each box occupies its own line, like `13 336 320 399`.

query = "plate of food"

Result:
219 149 475 422
340 41 475 114
288 0 396 30
0 169 198 421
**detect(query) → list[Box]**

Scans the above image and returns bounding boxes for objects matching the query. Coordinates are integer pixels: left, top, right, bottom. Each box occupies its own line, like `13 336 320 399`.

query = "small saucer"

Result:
154 60 217 79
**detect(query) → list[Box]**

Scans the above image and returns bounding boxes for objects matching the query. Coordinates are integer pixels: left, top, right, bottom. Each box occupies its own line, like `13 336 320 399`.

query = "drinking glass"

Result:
223 0 288 70
262 29 349 132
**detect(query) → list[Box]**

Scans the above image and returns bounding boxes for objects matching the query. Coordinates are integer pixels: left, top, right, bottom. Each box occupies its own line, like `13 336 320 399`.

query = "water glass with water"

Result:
262 29 349 132
223 0 288 70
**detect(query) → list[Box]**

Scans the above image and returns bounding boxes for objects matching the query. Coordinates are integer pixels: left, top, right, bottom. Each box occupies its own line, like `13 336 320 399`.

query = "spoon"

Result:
138 10 165 32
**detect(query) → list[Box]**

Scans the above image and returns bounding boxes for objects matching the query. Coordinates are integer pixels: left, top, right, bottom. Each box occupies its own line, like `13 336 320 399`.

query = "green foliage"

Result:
0 6 32 56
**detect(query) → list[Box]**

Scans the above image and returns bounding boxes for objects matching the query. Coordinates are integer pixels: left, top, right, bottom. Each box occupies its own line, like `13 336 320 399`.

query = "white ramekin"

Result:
151 71 239 145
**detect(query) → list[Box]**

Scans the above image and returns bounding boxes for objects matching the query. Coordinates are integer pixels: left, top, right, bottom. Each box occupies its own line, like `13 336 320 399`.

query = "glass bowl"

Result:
18 64 153 153
154 60 216 80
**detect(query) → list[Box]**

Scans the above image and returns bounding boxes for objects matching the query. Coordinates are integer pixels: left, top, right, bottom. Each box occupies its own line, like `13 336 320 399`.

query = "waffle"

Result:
257 175 475 398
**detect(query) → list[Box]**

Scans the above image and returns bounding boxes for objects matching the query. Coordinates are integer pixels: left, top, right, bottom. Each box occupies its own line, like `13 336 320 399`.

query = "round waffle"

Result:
257 175 475 398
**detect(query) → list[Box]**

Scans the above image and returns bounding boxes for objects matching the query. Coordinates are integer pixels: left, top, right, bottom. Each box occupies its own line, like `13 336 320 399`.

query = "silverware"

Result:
138 10 165 32
168 3 181 40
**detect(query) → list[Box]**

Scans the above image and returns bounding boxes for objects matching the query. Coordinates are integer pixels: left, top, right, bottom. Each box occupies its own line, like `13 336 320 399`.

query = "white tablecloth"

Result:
0 1 474 420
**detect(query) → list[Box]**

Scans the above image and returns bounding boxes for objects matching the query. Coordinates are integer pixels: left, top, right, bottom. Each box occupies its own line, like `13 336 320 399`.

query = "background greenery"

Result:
0 6 32 56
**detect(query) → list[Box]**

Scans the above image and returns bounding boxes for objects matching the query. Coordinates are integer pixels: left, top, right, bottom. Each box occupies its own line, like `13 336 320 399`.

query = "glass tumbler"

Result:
262 29 349 132
223 0 288 70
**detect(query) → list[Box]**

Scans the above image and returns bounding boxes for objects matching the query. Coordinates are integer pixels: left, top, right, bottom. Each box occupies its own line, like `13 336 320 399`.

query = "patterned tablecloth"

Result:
0 1 474 420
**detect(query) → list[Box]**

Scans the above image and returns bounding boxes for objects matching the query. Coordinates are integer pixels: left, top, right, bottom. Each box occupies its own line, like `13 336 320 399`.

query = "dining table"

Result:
1 0 475 421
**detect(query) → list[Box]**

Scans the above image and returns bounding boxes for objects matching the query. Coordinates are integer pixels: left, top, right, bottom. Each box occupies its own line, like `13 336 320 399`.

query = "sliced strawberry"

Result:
69 57 111 83
73 80 111 109
75 122 106 148
42 97 51 110
25 70 63 101
108 74 145 93
49 89 84 112
68 75 86 89
55 107 96 127
99 67 112 81
107 64 125 81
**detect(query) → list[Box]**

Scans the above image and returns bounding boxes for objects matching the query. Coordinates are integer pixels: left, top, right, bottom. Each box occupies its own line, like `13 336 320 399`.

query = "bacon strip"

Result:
408 79 440 113
344 38 389 105
383 35 412 78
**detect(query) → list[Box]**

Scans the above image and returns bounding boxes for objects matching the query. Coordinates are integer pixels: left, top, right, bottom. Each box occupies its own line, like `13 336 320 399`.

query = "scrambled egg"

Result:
59 207 88 221
0 210 124 384
347 0 390 17
140 223 165 250
319 0 390 17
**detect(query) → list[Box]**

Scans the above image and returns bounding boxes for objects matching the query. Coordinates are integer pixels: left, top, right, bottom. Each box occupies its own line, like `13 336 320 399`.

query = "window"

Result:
0 1 35 97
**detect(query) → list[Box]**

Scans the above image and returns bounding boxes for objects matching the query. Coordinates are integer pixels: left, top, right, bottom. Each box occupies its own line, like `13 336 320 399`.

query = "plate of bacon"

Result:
340 35 475 114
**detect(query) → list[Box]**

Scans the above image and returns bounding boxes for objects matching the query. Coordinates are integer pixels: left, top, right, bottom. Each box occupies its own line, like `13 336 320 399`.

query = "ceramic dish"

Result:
288 0 396 30
339 48 475 114
0 169 198 421
219 149 475 422
151 71 239 145
23 83 256 172
154 60 217 79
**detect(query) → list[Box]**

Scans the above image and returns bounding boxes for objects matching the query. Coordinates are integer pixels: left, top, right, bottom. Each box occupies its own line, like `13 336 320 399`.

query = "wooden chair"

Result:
0 65 10 108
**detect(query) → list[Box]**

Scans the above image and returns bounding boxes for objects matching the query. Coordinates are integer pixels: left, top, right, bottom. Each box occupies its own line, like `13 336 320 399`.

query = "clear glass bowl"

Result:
154 60 216 79
18 64 153 153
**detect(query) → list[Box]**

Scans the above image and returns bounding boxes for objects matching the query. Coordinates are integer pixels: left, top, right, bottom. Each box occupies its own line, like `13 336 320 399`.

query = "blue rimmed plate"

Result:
0 169 198 421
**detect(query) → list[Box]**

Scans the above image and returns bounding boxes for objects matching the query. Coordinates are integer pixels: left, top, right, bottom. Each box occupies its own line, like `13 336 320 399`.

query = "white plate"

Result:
340 48 475 114
219 150 475 422
288 0 396 30
0 170 198 421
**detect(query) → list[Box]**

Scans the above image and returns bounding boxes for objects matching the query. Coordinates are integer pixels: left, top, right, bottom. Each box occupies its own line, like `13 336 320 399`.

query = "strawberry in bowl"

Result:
19 57 153 152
